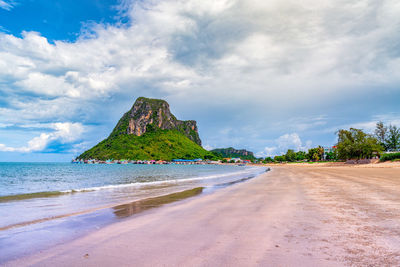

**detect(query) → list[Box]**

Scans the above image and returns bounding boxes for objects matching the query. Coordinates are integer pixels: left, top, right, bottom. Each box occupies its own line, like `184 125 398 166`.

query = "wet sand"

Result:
6 166 400 266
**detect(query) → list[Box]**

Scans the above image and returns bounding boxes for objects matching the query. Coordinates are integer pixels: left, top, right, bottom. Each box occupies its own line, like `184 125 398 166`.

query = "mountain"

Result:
77 97 215 161
211 147 256 160
109 97 201 145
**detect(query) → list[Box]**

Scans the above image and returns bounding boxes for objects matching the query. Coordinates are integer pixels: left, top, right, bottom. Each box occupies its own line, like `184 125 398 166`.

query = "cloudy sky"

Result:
0 0 399 161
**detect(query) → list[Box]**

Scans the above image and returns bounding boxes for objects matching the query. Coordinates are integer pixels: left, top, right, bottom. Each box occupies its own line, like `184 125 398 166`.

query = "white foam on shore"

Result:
61 167 266 194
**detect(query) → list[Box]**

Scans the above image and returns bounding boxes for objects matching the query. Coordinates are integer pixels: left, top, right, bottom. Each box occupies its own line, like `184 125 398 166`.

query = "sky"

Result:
0 0 399 161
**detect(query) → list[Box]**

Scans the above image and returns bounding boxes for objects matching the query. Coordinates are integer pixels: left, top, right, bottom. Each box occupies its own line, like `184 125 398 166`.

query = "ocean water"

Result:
0 162 266 262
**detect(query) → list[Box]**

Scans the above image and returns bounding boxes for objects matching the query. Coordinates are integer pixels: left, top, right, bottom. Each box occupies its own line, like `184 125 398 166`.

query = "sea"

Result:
0 162 267 262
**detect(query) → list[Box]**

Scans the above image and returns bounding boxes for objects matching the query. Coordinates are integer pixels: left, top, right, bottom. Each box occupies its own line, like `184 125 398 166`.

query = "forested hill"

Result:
77 97 216 161
211 147 256 160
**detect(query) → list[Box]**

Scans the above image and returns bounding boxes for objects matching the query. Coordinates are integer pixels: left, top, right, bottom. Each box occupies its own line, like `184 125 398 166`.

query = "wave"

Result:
61 167 266 193
0 167 266 203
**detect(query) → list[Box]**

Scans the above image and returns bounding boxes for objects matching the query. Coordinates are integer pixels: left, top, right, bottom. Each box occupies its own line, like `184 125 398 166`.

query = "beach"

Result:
5 164 400 266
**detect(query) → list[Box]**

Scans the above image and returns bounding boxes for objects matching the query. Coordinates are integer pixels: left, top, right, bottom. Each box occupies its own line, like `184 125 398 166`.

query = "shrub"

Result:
274 155 286 162
380 152 400 162
263 157 274 163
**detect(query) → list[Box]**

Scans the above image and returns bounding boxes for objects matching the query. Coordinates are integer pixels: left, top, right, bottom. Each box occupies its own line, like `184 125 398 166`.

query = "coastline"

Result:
0 164 265 229
0 166 267 263
0 187 205 232
257 160 400 168
5 164 400 266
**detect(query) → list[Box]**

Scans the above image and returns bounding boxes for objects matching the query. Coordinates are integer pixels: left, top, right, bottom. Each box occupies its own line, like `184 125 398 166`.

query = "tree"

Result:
374 121 388 149
374 121 400 151
307 146 324 161
263 157 274 163
317 146 324 160
336 128 383 160
285 149 296 162
274 155 286 162
307 148 316 161
325 149 338 161
295 151 307 161
386 125 400 151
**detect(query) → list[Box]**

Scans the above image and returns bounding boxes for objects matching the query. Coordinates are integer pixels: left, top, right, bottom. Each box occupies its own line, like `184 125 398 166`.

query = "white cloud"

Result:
256 146 277 158
0 123 12 128
203 144 214 150
0 0 15 10
1 0 399 106
0 122 85 152
277 133 303 151
257 133 312 157
321 114 400 135
1 0 400 156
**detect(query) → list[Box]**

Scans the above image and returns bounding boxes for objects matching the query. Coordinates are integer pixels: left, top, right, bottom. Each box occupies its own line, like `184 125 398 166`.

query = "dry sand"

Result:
6 165 400 267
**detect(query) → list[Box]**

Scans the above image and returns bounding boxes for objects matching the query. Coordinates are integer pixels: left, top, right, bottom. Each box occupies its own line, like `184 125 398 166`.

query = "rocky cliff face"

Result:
110 97 202 146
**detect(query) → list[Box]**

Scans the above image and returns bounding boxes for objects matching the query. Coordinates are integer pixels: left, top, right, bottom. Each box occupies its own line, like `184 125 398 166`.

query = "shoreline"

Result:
259 160 400 168
0 167 267 263
5 164 400 266
0 164 260 203
0 187 206 263
0 187 205 232
0 165 266 230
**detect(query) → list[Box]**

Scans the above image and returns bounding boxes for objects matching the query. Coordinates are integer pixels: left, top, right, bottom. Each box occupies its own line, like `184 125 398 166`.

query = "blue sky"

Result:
0 0 124 41
0 0 399 161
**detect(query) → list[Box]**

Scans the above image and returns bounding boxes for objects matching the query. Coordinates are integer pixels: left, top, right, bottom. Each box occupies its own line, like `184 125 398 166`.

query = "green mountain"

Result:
211 147 256 160
77 97 216 161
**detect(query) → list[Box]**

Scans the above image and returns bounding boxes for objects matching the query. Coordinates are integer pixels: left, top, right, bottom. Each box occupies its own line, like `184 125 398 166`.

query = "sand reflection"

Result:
113 187 203 218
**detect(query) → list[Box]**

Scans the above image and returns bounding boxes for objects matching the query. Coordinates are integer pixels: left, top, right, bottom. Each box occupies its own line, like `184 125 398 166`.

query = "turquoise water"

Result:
0 162 259 197
0 162 266 262
0 163 265 228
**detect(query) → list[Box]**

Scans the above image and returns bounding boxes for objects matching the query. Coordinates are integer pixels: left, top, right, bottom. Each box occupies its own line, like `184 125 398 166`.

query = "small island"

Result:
77 97 218 161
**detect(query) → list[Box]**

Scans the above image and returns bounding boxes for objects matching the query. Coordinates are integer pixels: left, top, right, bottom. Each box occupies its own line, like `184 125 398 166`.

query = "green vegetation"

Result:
375 121 387 149
295 151 307 161
387 125 400 151
325 150 338 160
78 97 215 161
262 122 399 163
380 152 400 162
336 128 383 160
0 191 67 202
263 157 274 163
274 155 286 162
374 121 400 151
211 147 256 160
80 96 399 164
307 146 324 161
272 149 320 163
78 129 217 161
109 97 202 145
285 149 296 162
109 110 131 137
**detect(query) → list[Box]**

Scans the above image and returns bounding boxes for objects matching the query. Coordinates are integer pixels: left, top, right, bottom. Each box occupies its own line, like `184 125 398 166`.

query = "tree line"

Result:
266 121 400 163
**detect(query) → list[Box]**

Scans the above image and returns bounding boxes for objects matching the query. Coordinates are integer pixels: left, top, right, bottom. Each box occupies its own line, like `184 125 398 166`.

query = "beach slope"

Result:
7 166 400 266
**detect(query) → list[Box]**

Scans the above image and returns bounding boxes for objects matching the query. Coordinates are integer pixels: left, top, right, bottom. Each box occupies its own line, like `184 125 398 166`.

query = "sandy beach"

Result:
6 164 400 267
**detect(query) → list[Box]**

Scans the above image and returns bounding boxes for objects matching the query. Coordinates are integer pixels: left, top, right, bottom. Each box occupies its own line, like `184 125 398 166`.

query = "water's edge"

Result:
0 167 270 263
